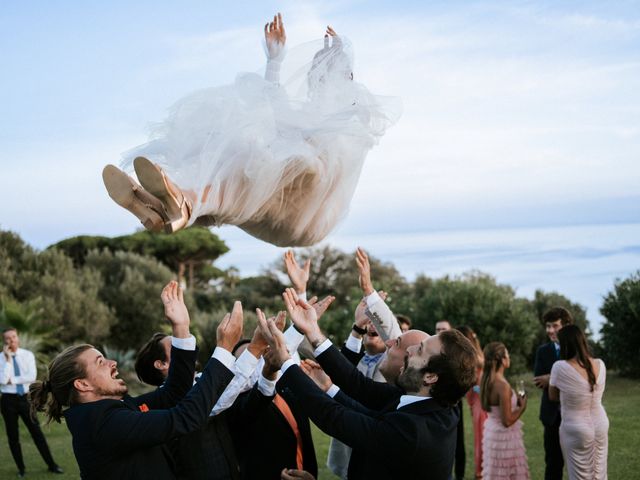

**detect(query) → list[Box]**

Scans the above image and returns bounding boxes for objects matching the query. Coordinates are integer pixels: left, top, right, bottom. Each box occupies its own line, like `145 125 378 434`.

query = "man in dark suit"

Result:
135 331 242 480
534 306 574 480
29 281 243 480
260 289 477 480
229 329 318 479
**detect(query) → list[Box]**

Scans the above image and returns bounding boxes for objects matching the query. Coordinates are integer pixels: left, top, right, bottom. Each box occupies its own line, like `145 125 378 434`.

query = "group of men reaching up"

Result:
28 248 478 480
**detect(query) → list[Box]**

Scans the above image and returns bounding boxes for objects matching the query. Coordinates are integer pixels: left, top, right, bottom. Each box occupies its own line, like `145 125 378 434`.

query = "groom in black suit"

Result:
260 289 477 480
534 306 574 480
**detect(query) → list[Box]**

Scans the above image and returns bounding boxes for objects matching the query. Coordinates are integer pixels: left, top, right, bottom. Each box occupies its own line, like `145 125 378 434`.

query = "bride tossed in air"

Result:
103 13 400 246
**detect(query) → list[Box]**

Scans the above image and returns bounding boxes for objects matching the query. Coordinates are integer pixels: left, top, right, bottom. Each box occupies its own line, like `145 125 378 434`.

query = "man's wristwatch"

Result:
352 324 367 335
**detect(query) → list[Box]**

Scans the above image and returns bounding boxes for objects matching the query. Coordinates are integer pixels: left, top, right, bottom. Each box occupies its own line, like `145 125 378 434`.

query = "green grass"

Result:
1 374 638 479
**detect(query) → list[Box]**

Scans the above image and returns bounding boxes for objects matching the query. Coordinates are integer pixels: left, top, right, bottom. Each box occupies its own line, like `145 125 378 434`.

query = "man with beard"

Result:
257 288 478 480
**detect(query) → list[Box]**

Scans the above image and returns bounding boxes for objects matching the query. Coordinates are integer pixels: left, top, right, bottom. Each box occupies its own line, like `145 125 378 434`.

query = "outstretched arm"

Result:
356 248 401 342
264 13 286 84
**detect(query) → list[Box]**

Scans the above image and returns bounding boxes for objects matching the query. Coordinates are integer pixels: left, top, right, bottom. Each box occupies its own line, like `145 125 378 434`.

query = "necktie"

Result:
554 344 560 359
273 394 304 470
12 356 25 395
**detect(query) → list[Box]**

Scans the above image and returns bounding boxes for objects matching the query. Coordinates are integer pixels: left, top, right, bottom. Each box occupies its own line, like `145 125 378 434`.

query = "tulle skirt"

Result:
122 39 401 246
482 412 530 479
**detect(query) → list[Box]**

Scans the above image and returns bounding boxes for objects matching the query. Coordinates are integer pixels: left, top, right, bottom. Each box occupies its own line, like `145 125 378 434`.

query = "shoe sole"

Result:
133 156 182 221
102 165 164 231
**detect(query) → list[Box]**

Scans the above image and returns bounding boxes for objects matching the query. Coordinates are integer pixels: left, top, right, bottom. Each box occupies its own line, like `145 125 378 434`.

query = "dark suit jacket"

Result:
174 382 274 480
534 342 561 426
173 412 239 480
64 347 233 480
340 343 364 367
286 345 458 479
231 385 317 480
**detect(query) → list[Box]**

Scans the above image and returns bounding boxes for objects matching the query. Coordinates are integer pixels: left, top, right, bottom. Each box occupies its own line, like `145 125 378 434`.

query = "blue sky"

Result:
1 1 639 330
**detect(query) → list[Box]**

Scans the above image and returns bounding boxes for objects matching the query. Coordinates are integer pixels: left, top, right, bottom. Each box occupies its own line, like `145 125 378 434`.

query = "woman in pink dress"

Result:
549 325 608 480
480 342 530 479
458 326 488 479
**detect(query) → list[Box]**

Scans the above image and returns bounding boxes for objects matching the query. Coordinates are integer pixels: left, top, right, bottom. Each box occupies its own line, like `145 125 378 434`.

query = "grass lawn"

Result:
1 373 638 479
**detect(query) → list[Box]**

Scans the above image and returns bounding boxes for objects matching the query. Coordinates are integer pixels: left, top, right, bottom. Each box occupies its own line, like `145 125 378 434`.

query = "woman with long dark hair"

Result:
457 326 488 479
549 325 608 479
480 342 529 479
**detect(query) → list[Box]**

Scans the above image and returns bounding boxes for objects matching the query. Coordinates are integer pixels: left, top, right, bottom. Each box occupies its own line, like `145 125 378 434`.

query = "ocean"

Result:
215 222 640 338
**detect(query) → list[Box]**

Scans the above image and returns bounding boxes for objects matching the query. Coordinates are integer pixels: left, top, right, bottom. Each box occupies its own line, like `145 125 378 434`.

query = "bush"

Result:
600 272 640 378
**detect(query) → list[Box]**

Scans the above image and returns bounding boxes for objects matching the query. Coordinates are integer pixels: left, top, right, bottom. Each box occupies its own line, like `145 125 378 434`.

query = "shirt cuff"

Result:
345 333 362 353
283 324 305 354
212 347 235 371
297 291 308 302
326 384 340 398
281 358 298 374
313 339 333 357
234 348 259 378
365 290 382 309
258 374 277 396
171 335 196 351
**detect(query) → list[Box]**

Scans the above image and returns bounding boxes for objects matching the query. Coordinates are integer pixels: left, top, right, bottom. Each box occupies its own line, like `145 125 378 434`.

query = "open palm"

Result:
282 288 318 335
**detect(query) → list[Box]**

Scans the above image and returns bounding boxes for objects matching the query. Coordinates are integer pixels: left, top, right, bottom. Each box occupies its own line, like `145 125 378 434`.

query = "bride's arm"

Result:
264 13 286 84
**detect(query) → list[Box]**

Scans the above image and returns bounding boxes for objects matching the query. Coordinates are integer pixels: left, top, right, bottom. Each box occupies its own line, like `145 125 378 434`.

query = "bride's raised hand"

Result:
326 25 342 49
265 12 286 58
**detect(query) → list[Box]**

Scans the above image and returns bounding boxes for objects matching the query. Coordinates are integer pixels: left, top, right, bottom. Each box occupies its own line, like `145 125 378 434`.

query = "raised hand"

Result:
307 295 335 320
284 250 310 294
356 247 374 296
325 25 342 49
354 290 387 330
265 12 286 58
252 309 287 357
300 359 332 392
256 312 291 370
216 301 244 352
161 281 190 338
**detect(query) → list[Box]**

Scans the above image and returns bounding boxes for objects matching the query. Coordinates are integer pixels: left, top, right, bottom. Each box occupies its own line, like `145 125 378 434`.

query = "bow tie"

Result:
361 352 384 366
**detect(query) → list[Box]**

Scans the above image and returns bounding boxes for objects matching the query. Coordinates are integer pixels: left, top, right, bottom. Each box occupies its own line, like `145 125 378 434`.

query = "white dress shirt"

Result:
0 348 37 394
209 324 306 416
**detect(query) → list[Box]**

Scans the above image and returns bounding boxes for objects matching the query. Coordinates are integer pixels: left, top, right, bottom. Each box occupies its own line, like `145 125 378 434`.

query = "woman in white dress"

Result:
102 13 400 246
549 325 609 480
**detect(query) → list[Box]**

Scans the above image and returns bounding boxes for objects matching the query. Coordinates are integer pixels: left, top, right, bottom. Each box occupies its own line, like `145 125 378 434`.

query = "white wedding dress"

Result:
121 37 400 246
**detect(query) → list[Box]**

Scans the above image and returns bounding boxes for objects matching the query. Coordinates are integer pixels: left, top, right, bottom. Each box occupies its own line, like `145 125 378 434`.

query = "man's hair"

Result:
396 315 412 328
30 344 93 424
435 319 451 326
423 330 476 406
135 333 169 387
542 307 574 326
2 327 17 335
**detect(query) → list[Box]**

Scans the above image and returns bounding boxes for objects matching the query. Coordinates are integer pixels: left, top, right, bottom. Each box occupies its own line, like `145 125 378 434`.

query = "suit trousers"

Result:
543 416 564 480
1 394 57 472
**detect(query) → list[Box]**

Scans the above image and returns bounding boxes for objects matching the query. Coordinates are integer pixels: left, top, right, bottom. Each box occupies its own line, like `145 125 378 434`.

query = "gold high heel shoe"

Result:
102 165 168 232
133 156 192 233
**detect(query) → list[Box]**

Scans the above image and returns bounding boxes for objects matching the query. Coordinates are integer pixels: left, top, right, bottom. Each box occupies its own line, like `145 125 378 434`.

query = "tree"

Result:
0 232 116 347
52 228 229 288
526 289 590 366
600 272 640 378
263 245 410 342
406 271 539 373
84 249 174 350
